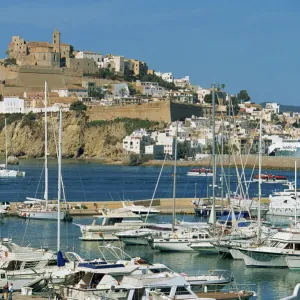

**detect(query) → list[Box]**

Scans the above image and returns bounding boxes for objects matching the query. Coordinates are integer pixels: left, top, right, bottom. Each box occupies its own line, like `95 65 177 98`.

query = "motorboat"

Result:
149 228 216 252
121 200 160 217
187 168 213 177
238 228 300 267
253 173 288 184
75 207 146 241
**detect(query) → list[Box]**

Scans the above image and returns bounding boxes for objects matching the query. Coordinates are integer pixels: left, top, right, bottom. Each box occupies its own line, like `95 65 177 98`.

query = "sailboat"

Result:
0 119 25 178
16 86 72 221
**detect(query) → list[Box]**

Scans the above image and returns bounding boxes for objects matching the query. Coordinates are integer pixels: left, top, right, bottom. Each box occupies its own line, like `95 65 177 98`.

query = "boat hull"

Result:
150 239 195 252
0 170 25 177
17 210 68 221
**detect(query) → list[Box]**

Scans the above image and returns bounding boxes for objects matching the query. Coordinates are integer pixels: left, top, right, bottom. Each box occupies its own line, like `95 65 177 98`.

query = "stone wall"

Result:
86 101 203 123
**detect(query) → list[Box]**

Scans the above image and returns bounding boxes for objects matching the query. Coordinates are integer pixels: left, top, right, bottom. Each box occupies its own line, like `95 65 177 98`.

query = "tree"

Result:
98 68 116 80
119 88 127 97
128 84 140 96
70 101 87 111
0 94 2 101
177 141 192 159
89 87 105 98
227 95 240 116
5 50 9 56
237 90 251 103
3 58 16 67
204 93 212 104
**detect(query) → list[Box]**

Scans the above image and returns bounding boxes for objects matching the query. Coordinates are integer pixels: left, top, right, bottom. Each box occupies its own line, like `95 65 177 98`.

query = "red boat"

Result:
253 173 288 183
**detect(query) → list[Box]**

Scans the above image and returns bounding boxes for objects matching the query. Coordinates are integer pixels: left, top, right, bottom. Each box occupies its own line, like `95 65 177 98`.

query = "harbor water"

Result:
0 159 300 299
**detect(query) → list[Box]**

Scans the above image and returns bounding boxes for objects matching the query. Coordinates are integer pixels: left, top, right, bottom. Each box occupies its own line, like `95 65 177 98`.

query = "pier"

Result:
7 197 269 216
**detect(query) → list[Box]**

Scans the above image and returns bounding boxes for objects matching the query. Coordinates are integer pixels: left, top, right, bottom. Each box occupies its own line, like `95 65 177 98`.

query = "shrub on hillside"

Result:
70 101 87 112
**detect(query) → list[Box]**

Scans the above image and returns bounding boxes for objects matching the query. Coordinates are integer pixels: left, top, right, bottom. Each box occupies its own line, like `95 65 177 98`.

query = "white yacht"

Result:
121 200 160 217
75 207 145 241
150 228 215 252
238 228 300 267
268 138 300 157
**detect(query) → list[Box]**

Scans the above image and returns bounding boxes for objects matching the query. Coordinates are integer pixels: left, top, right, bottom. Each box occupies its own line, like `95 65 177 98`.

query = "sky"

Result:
1 0 300 105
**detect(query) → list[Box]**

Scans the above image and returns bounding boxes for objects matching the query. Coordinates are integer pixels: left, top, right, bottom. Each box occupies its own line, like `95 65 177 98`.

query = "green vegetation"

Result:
0 113 23 130
0 94 3 101
89 87 105 98
128 84 140 96
21 112 36 127
2 57 16 67
137 74 178 90
70 101 87 111
98 68 117 80
87 117 160 135
237 90 251 102
177 141 194 159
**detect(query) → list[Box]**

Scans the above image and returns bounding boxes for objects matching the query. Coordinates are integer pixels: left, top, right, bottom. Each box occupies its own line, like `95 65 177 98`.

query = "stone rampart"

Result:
86 101 203 123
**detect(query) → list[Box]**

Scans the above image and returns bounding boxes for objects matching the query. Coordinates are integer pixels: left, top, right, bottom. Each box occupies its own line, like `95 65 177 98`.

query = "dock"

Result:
6 197 269 217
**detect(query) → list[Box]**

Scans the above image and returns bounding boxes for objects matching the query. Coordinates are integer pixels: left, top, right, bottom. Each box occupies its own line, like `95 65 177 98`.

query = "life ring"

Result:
4 251 8 257
173 234 178 239
98 232 103 236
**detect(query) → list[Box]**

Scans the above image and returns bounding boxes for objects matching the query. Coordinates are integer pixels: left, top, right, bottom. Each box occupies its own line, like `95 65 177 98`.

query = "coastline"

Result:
5 154 300 170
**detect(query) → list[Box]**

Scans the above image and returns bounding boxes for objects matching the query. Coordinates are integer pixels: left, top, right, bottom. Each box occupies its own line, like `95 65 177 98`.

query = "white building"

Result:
152 132 174 156
265 102 280 114
52 86 88 98
123 129 152 154
154 72 174 83
75 51 102 67
137 81 167 96
113 83 130 97
196 87 210 103
174 76 190 88
101 55 125 74
0 97 25 114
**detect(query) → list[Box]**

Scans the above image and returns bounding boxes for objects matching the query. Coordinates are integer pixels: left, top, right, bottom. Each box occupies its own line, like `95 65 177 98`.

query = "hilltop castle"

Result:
8 29 71 67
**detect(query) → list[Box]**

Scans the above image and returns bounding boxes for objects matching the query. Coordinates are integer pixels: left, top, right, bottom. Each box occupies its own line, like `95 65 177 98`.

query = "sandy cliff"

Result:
0 112 128 161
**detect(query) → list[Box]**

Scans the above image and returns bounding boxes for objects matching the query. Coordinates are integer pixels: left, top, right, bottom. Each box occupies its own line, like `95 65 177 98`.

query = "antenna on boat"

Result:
172 121 178 232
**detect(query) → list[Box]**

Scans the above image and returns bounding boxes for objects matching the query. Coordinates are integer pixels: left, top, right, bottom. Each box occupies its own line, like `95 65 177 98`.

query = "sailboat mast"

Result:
295 161 297 226
221 118 224 213
5 119 8 170
57 108 62 252
172 121 178 232
212 84 216 230
257 113 262 242
44 82 49 207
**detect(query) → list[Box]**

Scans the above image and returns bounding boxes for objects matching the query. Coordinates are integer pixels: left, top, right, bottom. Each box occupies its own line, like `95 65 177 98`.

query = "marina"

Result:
0 160 300 299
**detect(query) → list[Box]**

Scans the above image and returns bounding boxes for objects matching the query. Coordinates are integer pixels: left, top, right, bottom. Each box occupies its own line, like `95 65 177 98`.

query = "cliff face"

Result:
0 112 127 161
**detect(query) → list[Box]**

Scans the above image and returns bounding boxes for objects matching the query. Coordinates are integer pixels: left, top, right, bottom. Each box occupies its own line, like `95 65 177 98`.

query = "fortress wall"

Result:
86 101 203 123
87 101 172 122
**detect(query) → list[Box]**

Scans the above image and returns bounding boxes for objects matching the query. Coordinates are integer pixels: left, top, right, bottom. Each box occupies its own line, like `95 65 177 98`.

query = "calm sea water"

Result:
0 160 299 300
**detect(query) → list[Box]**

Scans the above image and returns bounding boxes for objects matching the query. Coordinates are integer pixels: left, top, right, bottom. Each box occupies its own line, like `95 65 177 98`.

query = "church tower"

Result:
52 29 61 53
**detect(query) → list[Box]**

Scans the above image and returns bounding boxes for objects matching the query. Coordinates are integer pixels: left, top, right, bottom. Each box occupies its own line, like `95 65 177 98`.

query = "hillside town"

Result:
1 29 300 160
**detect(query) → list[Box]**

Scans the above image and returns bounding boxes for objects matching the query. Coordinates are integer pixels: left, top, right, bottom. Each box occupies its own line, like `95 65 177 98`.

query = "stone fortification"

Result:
87 101 202 123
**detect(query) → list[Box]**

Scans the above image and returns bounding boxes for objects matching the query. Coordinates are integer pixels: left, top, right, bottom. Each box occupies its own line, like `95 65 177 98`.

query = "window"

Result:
1 274 6 279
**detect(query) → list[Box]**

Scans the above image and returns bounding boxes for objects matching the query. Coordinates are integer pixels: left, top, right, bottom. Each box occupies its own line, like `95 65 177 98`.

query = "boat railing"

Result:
182 269 234 281
195 282 257 295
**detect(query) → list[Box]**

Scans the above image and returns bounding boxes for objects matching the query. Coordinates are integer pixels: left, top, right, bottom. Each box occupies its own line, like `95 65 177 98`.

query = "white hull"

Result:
189 242 217 254
253 179 287 184
187 172 213 177
119 237 149 245
79 222 144 241
0 169 25 177
241 250 288 267
285 257 300 270
230 248 247 260
17 210 66 220
151 239 195 252
267 207 300 217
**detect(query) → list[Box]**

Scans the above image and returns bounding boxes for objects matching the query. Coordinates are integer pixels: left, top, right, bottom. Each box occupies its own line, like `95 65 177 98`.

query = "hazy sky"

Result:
1 0 300 105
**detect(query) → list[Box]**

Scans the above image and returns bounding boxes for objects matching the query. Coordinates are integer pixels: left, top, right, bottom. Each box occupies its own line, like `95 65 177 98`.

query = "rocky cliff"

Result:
0 113 161 162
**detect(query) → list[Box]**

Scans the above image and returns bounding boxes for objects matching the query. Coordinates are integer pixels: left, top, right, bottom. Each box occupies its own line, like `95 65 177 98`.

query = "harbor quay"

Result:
6 197 269 216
